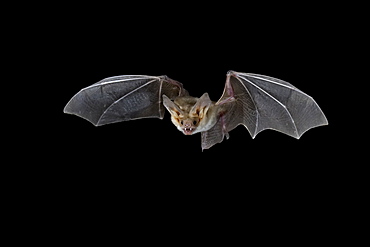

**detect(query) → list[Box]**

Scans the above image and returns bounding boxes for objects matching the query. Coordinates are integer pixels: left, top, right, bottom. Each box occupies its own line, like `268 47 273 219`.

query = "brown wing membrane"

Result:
64 75 187 126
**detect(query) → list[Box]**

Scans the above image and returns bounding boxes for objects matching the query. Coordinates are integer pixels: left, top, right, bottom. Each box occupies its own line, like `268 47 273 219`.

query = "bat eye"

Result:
193 120 197 125
180 120 184 125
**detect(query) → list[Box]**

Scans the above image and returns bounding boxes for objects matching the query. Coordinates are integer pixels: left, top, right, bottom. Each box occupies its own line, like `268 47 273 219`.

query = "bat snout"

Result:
183 127 195 135
179 119 198 135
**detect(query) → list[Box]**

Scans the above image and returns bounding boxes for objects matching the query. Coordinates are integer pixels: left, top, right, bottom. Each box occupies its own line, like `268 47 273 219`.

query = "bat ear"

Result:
163 95 183 117
190 93 213 119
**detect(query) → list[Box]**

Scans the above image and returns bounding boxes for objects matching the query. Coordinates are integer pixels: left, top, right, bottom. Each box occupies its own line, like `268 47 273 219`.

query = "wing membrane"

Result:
202 71 328 149
64 75 187 126
236 72 328 138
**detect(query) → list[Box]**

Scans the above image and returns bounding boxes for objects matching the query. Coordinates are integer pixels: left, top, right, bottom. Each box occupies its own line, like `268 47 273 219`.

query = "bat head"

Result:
177 117 200 135
163 95 200 135
163 93 216 135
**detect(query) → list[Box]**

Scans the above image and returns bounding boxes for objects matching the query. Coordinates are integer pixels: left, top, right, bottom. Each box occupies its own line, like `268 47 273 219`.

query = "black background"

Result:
57 5 335 165
38 2 348 240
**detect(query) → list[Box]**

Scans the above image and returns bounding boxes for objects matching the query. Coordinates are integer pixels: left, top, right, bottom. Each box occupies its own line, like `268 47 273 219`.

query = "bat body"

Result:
64 71 328 150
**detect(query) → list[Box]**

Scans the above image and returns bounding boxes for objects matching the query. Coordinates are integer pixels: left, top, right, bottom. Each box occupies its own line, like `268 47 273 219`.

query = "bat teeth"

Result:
184 127 195 135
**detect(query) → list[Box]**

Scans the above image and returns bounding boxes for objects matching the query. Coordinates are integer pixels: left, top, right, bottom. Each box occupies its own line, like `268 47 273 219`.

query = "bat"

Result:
64 71 328 150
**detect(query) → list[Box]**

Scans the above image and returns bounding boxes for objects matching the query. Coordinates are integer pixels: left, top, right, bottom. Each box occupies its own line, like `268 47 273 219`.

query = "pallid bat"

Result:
64 71 328 150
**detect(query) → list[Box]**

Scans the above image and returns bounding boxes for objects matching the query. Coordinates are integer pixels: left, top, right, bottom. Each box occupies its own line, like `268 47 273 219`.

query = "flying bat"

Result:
64 70 328 150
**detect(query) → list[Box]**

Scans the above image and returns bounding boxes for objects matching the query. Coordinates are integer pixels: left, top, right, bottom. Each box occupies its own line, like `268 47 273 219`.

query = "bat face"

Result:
172 115 200 135
163 94 218 136
163 96 201 135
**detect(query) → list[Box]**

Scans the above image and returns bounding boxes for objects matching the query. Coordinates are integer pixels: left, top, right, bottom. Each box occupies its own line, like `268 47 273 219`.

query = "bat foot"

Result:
220 114 230 140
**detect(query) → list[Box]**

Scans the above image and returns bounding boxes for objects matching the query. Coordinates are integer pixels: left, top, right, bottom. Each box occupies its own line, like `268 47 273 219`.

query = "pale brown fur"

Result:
163 93 218 135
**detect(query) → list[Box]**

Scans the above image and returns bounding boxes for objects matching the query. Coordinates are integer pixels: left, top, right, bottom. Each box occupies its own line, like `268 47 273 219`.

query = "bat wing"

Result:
64 75 187 126
201 71 328 149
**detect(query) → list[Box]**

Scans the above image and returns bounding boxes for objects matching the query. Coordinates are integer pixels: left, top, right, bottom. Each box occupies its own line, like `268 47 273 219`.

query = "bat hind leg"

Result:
220 113 230 140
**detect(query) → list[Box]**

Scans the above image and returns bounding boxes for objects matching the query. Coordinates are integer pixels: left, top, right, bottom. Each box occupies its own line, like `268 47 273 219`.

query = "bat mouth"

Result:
183 127 195 135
